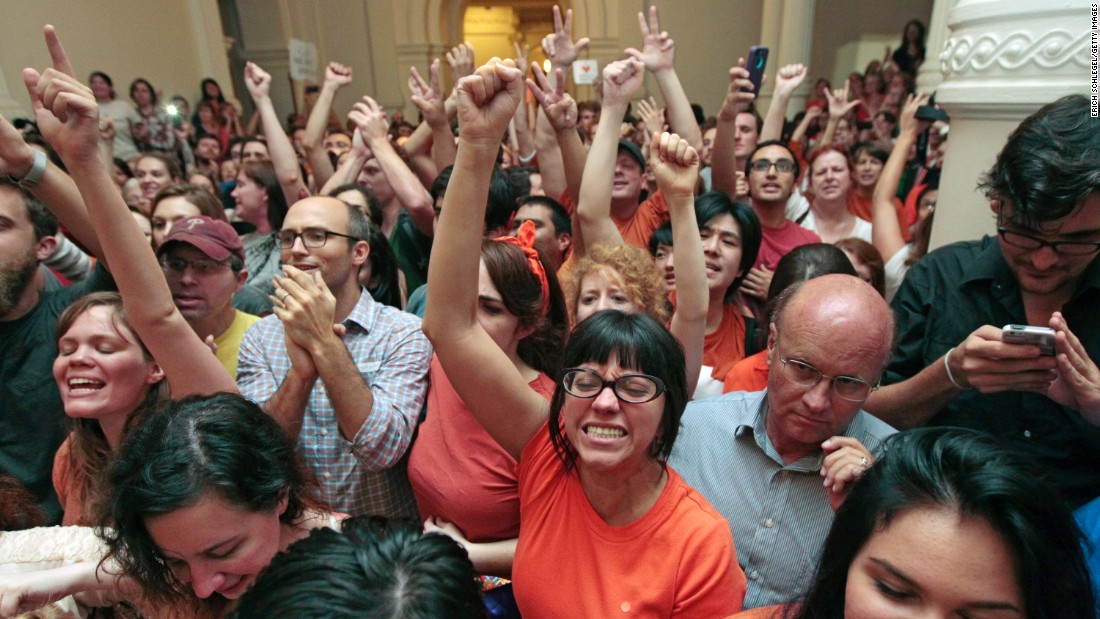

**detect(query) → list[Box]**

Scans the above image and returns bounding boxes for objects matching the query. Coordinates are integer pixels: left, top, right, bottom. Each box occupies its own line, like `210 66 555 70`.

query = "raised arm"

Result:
652 132 707 391
760 63 807 142
243 62 310 205
25 25 235 397
543 6 590 77
409 60 457 172
357 96 435 235
625 6 702 151
319 127 369 195
872 93 929 262
422 58 548 461
711 60 755 198
819 84 860 147
527 62 585 201
0 112 103 260
303 62 353 191
510 43 537 166
574 58 645 253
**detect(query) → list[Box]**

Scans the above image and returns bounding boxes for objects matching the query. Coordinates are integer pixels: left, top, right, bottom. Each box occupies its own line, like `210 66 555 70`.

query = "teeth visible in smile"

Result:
69 378 104 390
586 426 625 439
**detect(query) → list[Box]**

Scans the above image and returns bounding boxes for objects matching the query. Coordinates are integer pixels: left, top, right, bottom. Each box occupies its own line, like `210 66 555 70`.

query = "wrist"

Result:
7 148 41 184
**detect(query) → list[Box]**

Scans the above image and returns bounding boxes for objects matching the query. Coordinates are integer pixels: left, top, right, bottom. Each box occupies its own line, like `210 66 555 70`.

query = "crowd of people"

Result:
0 6 1098 618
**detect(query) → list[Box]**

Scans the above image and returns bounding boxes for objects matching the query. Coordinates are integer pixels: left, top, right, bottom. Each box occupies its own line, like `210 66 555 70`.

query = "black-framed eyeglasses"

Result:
159 256 234 276
778 357 878 402
749 158 796 174
996 225 1100 256
278 228 362 249
561 368 666 404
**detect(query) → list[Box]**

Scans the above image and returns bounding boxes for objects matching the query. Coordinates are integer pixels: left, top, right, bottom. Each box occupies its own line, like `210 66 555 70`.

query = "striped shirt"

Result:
238 289 431 518
668 389 896 609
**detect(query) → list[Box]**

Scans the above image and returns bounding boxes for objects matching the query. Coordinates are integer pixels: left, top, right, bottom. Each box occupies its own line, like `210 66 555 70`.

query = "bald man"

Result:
668 274 897 609
238 196 431 519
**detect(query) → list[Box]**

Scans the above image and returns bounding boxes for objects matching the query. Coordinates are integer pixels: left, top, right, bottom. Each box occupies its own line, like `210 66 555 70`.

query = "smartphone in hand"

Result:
744 46 768 95
1002 324 1056 356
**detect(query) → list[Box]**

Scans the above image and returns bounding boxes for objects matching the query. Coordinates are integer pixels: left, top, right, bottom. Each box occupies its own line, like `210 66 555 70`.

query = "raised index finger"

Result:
44 25 76 78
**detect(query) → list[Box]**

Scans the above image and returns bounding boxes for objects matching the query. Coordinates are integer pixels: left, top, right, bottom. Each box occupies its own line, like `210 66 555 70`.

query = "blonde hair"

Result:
565 243 668 325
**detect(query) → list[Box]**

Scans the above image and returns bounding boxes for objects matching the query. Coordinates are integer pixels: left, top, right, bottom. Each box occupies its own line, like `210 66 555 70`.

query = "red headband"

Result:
493 220 550 316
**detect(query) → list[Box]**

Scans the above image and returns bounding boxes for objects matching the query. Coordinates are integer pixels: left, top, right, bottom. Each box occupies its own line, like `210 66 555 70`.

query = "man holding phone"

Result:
866 94 1100 508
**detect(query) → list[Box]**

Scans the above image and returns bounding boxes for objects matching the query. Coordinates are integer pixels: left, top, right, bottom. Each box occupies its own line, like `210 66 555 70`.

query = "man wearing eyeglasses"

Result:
739 140 821 303
669 274 896 609
237 196 431 519
156 216 258 380
866 94 1100 509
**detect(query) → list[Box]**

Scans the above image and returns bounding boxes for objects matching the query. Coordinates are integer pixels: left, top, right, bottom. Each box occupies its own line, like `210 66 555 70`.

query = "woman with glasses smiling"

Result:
423 58 745 617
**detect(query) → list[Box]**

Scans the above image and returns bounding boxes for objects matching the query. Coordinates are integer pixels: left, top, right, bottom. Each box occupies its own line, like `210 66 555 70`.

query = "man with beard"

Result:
0 179 113 524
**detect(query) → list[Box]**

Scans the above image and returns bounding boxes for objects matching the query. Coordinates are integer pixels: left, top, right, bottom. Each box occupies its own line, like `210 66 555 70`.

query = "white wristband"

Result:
10 149 47 189
943 347 967 390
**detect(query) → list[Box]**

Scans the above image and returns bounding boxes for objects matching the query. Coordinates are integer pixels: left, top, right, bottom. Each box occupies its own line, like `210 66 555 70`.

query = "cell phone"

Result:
1002 324 1056 356
914 105 949 122
744 46 769 95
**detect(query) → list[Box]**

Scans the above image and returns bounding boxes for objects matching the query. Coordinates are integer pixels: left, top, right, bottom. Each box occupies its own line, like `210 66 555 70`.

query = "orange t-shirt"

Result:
52 435 89 526
704 304 748 382
728 604 789 619
407 355 555 542
722 350 770 394
558 188 671 250
512 424 747 617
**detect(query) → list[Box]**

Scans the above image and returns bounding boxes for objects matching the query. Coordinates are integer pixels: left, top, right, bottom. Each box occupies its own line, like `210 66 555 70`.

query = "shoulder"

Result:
683 390 764 426
849 410 898 453
241 312 285 344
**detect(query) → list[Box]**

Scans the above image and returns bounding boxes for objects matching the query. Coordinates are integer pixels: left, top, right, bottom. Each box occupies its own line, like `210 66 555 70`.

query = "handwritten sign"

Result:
573 59 598 85
288 39 318 82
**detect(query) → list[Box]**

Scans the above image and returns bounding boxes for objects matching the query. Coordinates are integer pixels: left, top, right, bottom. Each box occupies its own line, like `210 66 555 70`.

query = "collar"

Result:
342 288 375 333
735 389 870 471
959 235 1100 301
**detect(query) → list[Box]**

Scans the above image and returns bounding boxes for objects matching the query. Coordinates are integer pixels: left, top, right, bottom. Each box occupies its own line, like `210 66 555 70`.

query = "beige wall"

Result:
0 0 233 119
809 0 933 88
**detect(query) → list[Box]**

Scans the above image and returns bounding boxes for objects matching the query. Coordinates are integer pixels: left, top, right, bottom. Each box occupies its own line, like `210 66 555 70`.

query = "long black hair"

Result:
791 427 1096 619
230 516 485 618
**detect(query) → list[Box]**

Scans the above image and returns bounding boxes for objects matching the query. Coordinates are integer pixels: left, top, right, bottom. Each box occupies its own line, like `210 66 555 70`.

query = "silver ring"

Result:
859 456 869 467
278 290 289 301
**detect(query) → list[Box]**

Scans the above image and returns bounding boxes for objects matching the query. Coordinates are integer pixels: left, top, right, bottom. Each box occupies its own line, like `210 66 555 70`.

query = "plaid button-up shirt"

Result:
238 290 431 517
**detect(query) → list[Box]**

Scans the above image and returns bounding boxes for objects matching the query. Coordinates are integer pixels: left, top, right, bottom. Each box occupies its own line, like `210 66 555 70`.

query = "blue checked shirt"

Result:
238 289 431 518
668 390 896 609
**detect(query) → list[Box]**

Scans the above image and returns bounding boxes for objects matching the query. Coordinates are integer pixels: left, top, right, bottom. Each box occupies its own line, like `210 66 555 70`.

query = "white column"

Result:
757 0 817 113
929 0 1090 249
915 0 958 94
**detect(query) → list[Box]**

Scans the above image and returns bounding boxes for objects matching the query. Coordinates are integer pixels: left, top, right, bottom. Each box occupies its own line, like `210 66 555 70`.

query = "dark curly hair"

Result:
98 392 321 603
979 94 1100 228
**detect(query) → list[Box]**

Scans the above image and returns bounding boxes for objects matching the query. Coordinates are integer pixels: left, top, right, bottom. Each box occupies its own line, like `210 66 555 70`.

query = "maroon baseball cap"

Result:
156 216 244 262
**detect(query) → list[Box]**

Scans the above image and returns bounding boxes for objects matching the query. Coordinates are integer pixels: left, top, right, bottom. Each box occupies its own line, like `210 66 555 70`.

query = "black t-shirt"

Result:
0 264 115 524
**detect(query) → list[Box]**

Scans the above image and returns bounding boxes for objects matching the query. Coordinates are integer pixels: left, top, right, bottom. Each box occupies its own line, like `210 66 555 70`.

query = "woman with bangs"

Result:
423 58 744 617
